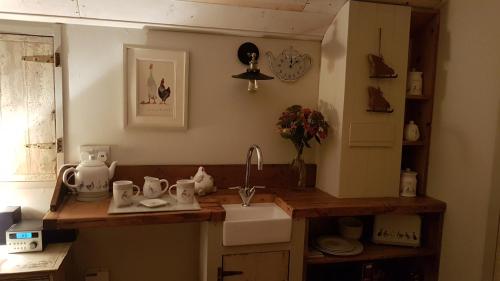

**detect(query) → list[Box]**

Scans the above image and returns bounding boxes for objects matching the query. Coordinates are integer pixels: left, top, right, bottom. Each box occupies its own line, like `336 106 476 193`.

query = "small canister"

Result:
404 121 420 142
407 71 423 96
400 169 417 197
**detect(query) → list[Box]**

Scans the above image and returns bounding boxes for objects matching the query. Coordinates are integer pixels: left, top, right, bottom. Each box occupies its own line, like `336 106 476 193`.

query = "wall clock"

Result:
266 46 312 82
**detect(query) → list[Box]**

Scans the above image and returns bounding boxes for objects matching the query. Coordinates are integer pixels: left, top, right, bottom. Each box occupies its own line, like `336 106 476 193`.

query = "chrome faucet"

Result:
231 145 265 206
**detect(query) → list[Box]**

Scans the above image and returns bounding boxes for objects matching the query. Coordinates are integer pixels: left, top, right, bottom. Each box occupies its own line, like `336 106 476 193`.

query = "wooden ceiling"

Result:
179 0 442 13
0 0 442 40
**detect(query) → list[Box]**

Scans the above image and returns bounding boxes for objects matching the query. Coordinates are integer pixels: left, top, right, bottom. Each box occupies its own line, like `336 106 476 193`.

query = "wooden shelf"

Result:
403 140 425 146
305 244 436 265
405 95 431 101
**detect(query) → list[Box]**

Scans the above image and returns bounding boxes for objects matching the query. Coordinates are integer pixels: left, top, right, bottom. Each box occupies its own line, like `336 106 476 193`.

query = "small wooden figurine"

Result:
368 54 398 78
367 86 393 113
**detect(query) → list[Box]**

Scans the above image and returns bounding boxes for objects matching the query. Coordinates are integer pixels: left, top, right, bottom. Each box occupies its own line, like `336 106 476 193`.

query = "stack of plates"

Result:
315 235 364 256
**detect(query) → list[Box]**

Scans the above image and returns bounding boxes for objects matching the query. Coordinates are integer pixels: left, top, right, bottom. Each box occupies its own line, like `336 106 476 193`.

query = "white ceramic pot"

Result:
404 121 420 142
408 71 423 96
338 217 363 240
400 169 417 197
62 156 117 201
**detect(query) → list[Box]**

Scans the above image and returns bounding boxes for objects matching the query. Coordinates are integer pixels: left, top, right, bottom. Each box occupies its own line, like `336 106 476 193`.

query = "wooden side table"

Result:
0 243 72 281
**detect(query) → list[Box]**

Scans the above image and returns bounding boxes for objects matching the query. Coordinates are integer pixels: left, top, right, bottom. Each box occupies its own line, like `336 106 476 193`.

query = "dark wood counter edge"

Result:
50 165 74 212
44 186 446 230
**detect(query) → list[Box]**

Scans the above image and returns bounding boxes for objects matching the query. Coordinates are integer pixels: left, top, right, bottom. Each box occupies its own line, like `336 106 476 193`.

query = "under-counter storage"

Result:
221 251 289 281
200 219 306 281
307 258 429 281
305 212 443 281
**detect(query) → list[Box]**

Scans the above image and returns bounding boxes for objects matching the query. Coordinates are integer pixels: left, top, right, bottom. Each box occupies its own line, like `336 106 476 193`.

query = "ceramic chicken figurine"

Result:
158 78 171 104
192 166 216 196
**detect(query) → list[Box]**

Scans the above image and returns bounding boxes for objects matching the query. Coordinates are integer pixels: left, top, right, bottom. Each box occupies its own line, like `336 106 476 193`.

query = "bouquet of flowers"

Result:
277 105 329 188
277 105 329 154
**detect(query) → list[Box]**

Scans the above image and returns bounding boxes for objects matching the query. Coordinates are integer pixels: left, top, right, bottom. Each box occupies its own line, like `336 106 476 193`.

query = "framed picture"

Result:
124 45 189 129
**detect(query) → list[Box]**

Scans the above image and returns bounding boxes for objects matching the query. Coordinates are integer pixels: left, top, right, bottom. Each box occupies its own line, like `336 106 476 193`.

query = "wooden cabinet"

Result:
316 0 411 198
200 219 306 281
305 211 444 281
221 251 289 281
0 243 72 281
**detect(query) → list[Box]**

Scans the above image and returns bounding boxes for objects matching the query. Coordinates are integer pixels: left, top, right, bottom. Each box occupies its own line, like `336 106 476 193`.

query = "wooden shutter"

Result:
0 34 56 181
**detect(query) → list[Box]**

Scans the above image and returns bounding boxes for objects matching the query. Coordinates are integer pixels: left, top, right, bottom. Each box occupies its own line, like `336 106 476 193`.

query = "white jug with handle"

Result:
62 155 117 201
143 176 170 199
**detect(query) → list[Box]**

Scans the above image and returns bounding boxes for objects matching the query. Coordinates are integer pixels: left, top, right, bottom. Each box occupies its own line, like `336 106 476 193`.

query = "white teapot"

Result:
62 155 117 201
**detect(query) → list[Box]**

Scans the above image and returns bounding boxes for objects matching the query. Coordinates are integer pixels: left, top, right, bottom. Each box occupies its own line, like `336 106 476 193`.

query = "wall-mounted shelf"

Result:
401 9 440 196
369 75 398 79
405 95 431 101
403 140 425 146
305 244 436 265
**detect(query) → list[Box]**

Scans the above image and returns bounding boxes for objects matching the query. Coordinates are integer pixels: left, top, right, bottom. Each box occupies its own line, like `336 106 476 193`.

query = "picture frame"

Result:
124 45 189 129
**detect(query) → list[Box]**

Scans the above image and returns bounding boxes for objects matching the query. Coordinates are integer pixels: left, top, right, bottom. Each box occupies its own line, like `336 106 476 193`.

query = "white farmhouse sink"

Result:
222 203 292 246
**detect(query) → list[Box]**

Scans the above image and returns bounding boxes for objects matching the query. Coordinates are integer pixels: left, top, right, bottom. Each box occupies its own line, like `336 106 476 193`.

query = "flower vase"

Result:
291 149 307 189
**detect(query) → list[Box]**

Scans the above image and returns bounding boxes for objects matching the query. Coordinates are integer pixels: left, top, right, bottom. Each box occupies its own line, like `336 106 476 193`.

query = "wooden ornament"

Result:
367 86 393 113
368 54 398 78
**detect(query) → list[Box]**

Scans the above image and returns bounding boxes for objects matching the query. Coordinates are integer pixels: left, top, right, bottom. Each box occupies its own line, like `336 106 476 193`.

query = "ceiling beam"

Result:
177 0 309 12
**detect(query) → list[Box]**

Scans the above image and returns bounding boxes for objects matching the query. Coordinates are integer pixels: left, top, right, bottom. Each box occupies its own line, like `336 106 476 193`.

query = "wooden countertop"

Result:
43 187 445 230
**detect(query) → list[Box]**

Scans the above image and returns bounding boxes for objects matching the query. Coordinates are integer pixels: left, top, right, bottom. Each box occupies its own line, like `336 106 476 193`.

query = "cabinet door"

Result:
222 251 289 281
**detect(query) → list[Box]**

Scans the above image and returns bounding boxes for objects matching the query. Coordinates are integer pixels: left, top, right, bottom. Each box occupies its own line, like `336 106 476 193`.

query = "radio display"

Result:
15 232 32 239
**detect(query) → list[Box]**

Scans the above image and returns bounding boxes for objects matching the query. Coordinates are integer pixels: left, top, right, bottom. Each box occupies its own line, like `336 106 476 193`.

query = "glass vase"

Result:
291 149 307 189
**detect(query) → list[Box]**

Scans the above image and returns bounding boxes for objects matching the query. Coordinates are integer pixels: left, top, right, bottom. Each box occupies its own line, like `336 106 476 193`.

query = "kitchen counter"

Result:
43 187 445 230
43 165 445 229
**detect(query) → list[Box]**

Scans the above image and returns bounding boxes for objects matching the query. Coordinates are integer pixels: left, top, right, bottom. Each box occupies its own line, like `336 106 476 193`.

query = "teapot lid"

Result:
80 155 105 167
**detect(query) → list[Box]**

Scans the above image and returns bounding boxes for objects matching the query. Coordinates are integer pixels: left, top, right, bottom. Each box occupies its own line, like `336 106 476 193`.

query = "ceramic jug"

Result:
400 169 417 197
408 71 423 96
143 176 170 199
62 155 117 201
404 121 420 142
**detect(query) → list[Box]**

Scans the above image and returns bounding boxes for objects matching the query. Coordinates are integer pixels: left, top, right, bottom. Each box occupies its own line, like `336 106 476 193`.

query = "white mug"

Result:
113 180 140 207
168 179 195 204
143 176 170 199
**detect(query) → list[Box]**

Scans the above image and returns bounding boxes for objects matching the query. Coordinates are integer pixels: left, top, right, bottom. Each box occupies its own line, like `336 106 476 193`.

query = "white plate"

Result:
316 236 354 252
315 236 364 256
140 199 168 208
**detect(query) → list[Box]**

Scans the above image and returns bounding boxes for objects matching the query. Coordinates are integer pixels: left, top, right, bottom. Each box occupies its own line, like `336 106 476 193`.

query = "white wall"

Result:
63 25 321 165
59 25 320 281
0 21 320 281
427 0 500 280
1 22 320 215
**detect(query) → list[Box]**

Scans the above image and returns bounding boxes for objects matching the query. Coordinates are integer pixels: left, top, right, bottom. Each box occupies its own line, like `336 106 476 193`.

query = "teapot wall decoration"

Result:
266 46 312 82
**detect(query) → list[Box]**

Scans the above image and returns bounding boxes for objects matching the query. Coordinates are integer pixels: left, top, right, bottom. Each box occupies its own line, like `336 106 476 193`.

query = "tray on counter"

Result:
107 196 201 214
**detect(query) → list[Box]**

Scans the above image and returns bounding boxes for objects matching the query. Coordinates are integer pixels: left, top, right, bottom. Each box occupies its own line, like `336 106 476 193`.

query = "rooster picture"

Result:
158 78 171 104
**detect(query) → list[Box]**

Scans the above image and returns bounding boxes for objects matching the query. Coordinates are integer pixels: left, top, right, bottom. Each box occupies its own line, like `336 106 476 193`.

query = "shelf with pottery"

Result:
400 9 440 198
305 243 436 265
304 210 444 281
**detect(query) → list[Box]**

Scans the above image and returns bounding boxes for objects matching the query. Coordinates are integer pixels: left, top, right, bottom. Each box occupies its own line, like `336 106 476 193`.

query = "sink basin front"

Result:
222 203 292 246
